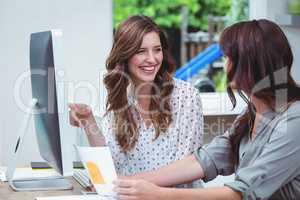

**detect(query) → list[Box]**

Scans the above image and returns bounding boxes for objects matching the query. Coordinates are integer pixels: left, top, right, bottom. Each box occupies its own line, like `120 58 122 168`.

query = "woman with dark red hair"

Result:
114 19 300 200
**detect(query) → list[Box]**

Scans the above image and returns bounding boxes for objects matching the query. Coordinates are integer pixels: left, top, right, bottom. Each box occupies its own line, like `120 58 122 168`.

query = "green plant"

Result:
192 0 231 31
212 70 227 92
227 0 249 24
113 0 231 30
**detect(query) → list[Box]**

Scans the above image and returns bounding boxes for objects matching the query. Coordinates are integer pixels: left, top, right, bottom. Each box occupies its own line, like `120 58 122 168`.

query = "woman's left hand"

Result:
113 179 163 200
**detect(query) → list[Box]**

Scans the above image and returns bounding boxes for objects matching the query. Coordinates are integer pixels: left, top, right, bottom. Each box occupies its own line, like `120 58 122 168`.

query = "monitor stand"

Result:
6 98 73 191
9 177 73 191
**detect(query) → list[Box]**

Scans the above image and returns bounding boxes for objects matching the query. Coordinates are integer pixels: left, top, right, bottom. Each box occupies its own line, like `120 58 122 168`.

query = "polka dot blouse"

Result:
98 79 203 186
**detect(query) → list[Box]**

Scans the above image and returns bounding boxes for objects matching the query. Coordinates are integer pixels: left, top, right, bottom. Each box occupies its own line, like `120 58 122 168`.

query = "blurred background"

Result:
0 0 300 167
113 0 248 93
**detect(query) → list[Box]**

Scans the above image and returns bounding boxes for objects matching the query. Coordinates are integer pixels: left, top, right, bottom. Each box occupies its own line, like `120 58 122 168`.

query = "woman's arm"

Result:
161 186 242 200
69 103 106 146
131 130 235 186
83 118 106 147
114 179 242 200
130 154 204 186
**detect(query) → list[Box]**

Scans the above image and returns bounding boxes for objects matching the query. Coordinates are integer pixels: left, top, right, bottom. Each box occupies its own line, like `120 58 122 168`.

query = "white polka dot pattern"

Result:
98 79 204 187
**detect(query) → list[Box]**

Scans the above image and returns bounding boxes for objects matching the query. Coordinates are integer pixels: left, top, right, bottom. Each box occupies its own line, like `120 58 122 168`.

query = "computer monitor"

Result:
30 30 74 176
6 30 73 191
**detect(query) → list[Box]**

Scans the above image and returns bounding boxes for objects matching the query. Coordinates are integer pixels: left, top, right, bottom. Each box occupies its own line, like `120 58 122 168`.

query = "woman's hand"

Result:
69 103 95 128
69 103 106 146
113 179 163 200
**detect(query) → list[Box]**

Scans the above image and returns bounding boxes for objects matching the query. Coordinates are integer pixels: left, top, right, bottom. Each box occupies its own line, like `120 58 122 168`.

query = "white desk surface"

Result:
0 177 82 200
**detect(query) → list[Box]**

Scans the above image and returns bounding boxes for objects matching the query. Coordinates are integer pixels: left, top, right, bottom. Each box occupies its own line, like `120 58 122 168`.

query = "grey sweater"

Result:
195 101 300 200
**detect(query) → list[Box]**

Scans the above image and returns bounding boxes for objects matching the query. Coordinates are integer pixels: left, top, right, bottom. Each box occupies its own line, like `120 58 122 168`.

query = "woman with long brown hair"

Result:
113 19 300 200
69 15 203 184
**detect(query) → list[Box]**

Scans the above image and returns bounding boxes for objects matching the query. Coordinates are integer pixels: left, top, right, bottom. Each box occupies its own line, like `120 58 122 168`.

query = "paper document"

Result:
75 146 117 197
35 195 117 200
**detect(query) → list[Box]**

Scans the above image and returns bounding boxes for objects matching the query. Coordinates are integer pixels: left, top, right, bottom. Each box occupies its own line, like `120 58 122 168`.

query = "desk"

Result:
0 178 82 200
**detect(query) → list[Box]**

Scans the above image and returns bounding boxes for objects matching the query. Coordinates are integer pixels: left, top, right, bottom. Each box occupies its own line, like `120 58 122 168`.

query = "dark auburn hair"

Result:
104 15 175 151
219 19 300 165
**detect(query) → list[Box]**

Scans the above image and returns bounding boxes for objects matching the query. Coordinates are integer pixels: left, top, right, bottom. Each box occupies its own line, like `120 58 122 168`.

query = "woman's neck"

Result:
132 82 154 127
134 82 153 97
251 96 270 114
133 82 153 112
250 96 270 140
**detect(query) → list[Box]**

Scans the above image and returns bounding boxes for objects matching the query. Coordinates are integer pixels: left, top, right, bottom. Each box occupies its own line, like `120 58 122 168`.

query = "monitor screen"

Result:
30 30 71 176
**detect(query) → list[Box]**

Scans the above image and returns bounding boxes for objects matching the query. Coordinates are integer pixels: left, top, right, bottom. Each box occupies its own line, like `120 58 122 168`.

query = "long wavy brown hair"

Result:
219 19 300 166
104 15 175 151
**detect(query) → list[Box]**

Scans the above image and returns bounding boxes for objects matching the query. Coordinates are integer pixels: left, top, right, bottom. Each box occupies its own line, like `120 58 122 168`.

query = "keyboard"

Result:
73 169 92 189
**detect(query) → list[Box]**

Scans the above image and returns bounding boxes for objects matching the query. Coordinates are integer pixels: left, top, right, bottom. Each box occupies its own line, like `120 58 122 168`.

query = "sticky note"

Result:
86 161 105 184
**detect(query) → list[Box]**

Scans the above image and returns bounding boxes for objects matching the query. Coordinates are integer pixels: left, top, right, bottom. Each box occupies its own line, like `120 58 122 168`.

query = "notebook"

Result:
75 146 118 197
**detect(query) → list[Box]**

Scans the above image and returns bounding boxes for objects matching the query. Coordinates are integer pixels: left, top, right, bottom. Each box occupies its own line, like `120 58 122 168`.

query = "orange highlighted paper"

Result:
86 161 105 184
75 146 117 197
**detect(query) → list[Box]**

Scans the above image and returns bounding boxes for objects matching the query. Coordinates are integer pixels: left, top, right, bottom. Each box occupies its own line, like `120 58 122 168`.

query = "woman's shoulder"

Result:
271 100 300 130
170 78 202 110
268 100 300 141
283 100 300 118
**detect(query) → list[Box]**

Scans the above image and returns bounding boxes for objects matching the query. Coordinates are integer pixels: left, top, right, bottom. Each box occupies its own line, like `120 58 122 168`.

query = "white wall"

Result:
249 0 300 84
0 0 112 166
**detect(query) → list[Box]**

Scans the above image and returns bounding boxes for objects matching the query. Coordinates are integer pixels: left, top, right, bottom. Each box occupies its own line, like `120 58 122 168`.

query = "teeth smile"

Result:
140 66 155 72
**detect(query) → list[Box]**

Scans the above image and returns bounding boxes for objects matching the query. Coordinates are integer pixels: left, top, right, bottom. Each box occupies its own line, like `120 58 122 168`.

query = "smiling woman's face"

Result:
128 31 163 85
